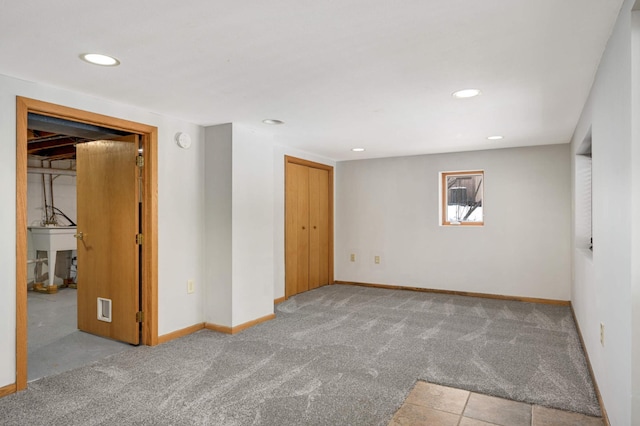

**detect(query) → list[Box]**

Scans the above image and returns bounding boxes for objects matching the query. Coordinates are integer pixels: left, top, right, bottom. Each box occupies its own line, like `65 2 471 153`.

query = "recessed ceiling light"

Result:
262 119 284 125
487 135 504 140
80 53 120 66
452 89 481 99
351 148 365 152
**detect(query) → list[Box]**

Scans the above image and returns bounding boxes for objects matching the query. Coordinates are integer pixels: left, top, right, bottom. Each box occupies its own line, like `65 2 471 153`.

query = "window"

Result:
575 130 592 251
441 171 484 226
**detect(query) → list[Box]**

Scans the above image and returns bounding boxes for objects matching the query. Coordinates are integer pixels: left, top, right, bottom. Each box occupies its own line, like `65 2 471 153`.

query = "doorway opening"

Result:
15 97 159 391
26 113 136 381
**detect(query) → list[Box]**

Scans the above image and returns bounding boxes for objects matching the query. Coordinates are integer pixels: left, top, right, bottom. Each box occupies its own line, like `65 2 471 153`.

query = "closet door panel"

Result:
285 163 309 297
309 167 330 289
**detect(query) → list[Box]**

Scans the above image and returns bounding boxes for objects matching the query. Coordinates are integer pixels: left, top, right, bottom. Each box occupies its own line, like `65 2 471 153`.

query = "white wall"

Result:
571 1 636 424
204 124 233 327
157 115 205 336
335 144 571 301
632 7 640 422
204 124 283 327
0 74 205 388
231 125 275 325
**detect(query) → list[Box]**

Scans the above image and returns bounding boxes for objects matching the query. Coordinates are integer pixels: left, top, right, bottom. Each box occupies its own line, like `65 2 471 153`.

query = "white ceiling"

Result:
0 1 624 161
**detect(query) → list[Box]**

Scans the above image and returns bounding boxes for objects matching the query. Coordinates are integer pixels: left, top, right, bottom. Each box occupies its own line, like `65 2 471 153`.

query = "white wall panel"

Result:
335 144 571 300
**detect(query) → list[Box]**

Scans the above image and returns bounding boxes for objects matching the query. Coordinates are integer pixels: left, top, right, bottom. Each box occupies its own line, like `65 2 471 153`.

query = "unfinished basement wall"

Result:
26 159 77 285
26 159 77 227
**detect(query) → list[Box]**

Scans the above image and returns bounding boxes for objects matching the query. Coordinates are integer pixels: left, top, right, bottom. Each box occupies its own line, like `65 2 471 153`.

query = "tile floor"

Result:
28 288 132 382
389 381 604 426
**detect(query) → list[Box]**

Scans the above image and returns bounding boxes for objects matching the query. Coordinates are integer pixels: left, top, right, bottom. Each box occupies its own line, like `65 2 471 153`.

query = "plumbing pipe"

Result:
27 167 76 176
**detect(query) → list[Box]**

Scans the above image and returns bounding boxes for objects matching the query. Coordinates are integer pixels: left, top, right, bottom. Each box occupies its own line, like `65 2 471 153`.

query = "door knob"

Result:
74 232 84 240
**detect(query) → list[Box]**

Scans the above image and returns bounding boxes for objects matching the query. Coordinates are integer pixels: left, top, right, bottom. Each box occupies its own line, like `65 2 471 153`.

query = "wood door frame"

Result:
284 155 334 298
15 97 159 391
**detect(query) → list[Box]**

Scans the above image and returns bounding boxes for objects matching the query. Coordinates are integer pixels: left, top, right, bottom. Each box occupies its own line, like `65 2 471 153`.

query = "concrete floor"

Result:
27 288 132 382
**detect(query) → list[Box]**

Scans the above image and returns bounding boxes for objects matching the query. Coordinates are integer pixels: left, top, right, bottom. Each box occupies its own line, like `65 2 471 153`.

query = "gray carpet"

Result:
0 284 600 425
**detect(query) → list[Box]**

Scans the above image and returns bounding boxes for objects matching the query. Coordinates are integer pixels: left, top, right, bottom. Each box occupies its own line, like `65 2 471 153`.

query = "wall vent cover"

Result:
97 297 112 323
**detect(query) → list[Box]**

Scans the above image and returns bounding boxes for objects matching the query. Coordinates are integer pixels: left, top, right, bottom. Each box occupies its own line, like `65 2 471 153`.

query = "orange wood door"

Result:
285 163 309 297
309 167 330 290
76 139 140 344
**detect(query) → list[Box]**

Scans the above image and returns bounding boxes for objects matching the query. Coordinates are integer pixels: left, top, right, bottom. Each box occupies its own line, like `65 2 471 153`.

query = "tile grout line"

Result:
456 390 472 426
530 404 534 426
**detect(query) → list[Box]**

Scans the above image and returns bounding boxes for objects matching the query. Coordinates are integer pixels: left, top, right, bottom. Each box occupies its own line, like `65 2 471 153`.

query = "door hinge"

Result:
136 233 144 245
136 155 144 168
136 311 144 323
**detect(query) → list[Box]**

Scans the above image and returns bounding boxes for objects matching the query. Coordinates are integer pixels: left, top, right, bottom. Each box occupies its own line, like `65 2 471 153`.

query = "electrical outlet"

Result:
187 280 195 294
374 255 380 264
350 253 356 262
600 323 604 347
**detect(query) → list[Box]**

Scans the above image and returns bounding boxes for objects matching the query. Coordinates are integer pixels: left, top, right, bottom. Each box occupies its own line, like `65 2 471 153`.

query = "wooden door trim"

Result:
284 156 334 298
285 156 333 171
15 97 159 391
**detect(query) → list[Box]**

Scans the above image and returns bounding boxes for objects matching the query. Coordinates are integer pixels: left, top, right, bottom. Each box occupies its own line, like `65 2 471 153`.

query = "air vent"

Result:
97 297 112 323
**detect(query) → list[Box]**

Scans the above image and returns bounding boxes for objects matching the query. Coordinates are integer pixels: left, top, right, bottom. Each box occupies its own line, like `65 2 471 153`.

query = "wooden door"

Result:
285 163 309 297
76 139 140 344
309 167 329 290
285 157 332 298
